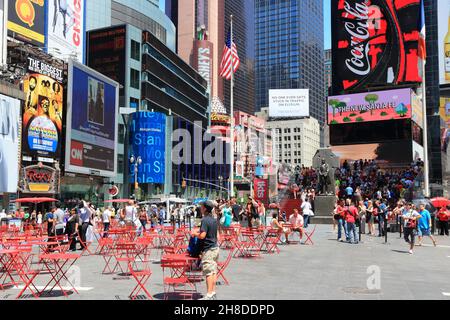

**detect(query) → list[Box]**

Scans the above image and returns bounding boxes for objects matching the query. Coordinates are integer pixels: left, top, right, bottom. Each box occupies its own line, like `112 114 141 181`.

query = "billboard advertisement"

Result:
440 96 450 152
331 140 413 167
438 0 450 85
253 178 268 206
66 60 119 177
1 0 7 66
269 89 309 118
87 25 126 87
23 57 64 160
328 88 412 125
412 141 424 162
0 94 20 193
129 112 166 184
194 40 213 93
331 0 422 94
7 0 46 46
47 0 86 62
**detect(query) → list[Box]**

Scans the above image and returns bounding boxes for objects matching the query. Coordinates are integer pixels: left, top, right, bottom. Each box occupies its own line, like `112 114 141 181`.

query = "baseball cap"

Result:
200 200 215 213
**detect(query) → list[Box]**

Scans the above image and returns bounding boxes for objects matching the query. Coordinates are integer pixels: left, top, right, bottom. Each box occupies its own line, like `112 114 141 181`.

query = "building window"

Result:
130 97 139 109
118 124 125 144
118 154 124 174
130 69 140 89
131 40 140 61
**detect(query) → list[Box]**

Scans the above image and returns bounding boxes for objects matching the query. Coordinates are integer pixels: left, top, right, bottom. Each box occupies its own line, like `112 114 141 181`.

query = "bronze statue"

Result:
318 159 332 195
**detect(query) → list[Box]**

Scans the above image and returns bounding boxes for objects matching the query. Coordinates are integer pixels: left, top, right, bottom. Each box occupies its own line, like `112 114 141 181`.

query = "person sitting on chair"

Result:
287 209 304 244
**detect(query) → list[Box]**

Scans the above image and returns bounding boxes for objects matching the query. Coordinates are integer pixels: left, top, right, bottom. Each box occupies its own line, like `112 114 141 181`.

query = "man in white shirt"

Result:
123 200 137 226
78 200 94 250
288 209 304 244
102 207 112 238
301 198 313 228
53 203 66 236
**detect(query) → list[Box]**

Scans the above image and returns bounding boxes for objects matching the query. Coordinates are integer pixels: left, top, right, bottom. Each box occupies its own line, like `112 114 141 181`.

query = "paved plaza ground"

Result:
2 225 450 300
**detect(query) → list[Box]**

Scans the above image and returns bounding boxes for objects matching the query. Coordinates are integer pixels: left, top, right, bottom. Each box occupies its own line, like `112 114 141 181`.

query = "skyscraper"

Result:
324 49 332 96
167 0 255 115
255 0 325 136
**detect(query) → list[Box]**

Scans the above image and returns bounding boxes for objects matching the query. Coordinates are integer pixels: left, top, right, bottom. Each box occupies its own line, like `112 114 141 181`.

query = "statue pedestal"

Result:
312 195 336 225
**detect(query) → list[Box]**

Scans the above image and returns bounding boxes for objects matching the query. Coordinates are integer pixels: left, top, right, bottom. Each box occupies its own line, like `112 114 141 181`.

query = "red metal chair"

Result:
217 248 234 285
15 252 41 299
161 258 196 300
261 228 282 254
128 261 153 300
304 225 317 245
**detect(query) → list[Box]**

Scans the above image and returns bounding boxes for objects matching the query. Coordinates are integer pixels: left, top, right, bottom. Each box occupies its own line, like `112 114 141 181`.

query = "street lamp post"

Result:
130 155 142 200
218 176 223 199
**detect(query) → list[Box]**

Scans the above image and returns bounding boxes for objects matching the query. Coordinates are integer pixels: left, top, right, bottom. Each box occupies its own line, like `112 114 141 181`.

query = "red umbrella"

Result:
430 197 450 208
14 197 58 204
104 199 134 203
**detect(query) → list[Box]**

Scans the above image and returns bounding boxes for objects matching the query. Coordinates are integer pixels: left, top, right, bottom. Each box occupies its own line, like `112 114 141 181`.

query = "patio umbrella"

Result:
430 197 450 209
104 199 134 203
13 197 58 204
412 198 436 213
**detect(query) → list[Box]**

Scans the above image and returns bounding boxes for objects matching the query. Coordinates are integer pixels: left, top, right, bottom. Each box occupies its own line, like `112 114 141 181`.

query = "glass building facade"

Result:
255 0 325 133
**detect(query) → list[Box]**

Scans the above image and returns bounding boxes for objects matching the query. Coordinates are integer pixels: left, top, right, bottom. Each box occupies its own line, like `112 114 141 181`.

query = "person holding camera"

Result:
402 203 421 255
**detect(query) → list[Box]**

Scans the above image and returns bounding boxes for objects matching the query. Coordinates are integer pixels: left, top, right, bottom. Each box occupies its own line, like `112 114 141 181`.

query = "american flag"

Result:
418 0 426 79
220 29 240 80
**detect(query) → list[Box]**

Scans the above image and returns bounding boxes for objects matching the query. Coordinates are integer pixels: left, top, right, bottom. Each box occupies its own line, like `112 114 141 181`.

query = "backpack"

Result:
187 236 202 258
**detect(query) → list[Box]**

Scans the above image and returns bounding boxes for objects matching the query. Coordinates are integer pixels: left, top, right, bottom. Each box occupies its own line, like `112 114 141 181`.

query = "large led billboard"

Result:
7 0 46 46
22 56 64 160
269 89 309 118
328 88 412 125
331 0 422 94
438 0 450 85
0 94 20 193
129 112 166 184
65 60 119 177
47 0 86 62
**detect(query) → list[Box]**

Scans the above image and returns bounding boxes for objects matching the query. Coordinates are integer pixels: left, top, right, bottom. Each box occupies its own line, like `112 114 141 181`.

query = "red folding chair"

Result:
161 258 196 300
261 229 282 254
15 252 41 299
76 230 93 256
304 225 316 245
112 243 137 275
217 248 234 285
128 261 153 300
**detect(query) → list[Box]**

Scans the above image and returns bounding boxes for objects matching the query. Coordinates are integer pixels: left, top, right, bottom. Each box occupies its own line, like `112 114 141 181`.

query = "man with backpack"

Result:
191 200 219 300
344 199 359 244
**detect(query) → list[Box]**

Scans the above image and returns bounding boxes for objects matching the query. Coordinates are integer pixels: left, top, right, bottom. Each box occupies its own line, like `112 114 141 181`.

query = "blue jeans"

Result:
304 215 310 228
337 219 346 240
378 214 385 236
347 222 357 243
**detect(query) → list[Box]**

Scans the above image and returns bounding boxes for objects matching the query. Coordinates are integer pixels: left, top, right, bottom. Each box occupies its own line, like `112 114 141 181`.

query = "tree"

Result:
328 99 341 118
365 94 379 116
395 103 408 117
338 101 347 116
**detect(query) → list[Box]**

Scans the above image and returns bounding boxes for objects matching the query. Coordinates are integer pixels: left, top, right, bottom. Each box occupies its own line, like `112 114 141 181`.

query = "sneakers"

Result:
409 250 413 255
200 293 217 300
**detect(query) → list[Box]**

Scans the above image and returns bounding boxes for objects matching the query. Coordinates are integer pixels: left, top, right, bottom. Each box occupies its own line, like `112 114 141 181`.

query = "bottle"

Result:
446 8 450 81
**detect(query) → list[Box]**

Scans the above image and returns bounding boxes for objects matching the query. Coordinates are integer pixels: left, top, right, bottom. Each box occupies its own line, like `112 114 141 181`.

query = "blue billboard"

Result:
65 61 119 177
129 112 166 184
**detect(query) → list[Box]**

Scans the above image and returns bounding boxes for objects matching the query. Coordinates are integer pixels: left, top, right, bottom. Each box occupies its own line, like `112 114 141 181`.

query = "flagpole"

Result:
229 14 235 199
422 61 430 198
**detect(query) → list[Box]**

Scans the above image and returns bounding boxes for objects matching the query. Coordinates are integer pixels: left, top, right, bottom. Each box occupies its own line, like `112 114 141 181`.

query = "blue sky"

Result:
160 0 331 49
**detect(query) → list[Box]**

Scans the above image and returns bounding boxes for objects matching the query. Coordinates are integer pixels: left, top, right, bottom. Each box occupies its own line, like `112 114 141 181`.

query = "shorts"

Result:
404 227 416 244
418 228 431 236
202 247 219 277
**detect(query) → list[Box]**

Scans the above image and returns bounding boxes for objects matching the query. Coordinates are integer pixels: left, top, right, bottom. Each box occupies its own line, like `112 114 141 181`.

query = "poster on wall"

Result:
269 89 309 118
0 95 20 193
7 0 46 46
328 88 412 125
331 0 422 94
129 112 166 184
438 0 450 85
23 57 64 160
47 0 86 62
65 60 119 177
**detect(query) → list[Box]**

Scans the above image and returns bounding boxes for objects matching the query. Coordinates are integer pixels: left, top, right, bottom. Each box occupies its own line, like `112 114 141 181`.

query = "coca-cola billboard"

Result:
331 0 422 95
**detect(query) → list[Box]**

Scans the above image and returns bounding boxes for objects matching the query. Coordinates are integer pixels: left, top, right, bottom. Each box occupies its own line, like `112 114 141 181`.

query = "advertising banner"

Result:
23 57 64 160
18 163 59 193
0 94 20 193
411 90 423 129
47 0 85 62
129 112 166 184
328 88 412 125
253 178 268 205
438 0 450 85
66 60 119 177
87 25 126 87
7 0 46 46
194 40 213 92
440 96 450 152
269 89 309 118
331 0 422 94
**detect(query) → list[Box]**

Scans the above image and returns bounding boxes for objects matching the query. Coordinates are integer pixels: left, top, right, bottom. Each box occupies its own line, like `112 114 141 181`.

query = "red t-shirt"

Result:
345 206 358 223
437 209 449 222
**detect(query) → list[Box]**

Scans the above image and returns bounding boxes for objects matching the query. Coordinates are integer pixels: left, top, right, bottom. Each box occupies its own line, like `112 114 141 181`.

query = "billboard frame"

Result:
65 59 119 178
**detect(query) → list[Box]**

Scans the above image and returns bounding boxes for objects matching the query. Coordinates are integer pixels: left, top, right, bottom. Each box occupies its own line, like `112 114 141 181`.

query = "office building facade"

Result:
255 0 325 132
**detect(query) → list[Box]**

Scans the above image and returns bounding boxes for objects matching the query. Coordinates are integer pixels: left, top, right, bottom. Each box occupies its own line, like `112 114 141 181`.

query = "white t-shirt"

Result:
301 202 313 216
37 213 42 224
125 206 137 222
289 214 304 228
102 209 111 223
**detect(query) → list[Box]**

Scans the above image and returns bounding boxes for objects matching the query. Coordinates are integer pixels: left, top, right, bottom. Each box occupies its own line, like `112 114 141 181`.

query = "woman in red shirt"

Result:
335 200 346 242
437 205 449 236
